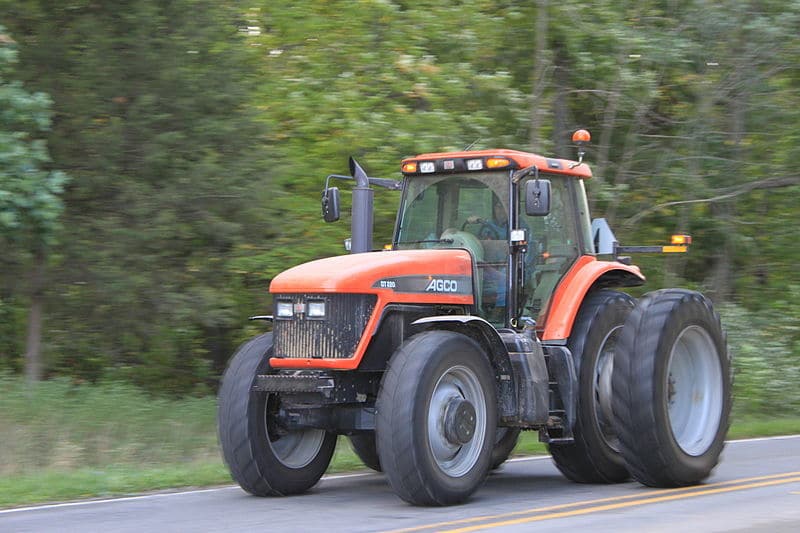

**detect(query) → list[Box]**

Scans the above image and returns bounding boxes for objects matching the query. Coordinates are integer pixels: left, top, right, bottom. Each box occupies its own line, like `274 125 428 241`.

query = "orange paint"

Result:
539 256 644 341
401 149 592 179
269 249 475 369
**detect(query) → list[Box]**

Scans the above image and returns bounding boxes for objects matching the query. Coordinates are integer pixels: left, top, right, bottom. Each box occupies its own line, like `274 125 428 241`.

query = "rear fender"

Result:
540 256 644 342
411 315 515 420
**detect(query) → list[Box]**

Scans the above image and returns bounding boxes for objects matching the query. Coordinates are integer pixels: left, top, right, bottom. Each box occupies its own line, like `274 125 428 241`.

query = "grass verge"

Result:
2 416 799 509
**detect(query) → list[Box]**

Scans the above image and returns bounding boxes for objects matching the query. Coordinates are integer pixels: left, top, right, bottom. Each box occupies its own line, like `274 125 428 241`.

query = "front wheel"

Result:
217 333 337 496
491 427 521 469
612 289 731 487
376 330 497 506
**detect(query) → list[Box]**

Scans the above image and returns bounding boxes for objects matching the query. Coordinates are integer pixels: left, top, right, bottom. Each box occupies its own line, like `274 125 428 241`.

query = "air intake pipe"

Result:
349 157 374 254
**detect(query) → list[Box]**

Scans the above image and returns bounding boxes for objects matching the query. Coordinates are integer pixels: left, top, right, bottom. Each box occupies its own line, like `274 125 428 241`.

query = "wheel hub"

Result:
444 398 477 445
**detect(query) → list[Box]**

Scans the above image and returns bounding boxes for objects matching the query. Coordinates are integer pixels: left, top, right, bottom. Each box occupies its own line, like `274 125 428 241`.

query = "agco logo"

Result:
425 278 459 293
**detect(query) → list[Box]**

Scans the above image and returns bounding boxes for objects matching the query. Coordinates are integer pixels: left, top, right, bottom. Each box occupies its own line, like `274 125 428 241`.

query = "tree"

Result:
0 27 68 381
1 3 275 391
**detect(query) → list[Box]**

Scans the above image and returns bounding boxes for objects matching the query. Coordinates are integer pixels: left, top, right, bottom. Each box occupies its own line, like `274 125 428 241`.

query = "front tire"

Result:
491 427 521 469
376 330 497 506
612 289 731 487
217 333 337 496
549 289 634 483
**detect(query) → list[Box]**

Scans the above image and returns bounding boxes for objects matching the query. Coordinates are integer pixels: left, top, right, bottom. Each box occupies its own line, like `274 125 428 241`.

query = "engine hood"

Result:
269 249 474 294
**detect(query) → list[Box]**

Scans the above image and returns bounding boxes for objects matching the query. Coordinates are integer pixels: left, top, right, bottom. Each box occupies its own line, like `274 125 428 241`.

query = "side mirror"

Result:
525 179 551 216
321 186 340 223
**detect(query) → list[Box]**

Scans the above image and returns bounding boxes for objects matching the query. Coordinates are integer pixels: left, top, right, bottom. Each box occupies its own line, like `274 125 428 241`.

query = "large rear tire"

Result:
376 330 497 506
349 433 381 472
612 289 731 487
218 333 337 496
549 289 634 483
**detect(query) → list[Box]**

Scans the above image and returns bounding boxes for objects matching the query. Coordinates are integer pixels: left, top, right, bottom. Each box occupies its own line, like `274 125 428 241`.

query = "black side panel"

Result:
359 305 466 371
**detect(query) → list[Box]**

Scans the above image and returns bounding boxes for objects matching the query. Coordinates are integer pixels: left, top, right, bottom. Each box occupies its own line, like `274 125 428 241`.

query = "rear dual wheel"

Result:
613 289 730 487
376 330 496 506
550 290 635 483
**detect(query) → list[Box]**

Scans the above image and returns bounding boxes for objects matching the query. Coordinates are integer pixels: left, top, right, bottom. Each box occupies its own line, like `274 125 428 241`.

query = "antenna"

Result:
463 139 481 151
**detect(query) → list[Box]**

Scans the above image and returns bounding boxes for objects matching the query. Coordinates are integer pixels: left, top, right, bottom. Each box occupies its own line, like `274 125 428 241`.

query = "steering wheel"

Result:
461 218 503 240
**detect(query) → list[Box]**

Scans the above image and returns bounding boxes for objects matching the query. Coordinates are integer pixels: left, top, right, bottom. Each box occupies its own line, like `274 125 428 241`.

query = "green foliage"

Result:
0 297 24 372
0 1 797 399
1 3 278 388
0 26 68 248
722 296 800 417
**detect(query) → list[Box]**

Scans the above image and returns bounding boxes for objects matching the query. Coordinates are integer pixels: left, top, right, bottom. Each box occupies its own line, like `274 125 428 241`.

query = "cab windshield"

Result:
394 171 582 325
395 172 510 323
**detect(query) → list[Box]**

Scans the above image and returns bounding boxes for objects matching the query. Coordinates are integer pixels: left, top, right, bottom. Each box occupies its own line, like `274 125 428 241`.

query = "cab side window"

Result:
520 176 581 317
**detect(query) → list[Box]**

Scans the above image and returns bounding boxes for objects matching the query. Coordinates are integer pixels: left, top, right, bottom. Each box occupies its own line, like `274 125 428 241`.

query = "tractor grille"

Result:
272 294 377 359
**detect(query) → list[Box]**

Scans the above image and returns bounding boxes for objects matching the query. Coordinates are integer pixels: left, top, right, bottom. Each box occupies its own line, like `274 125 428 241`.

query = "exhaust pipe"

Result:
349 157 374 254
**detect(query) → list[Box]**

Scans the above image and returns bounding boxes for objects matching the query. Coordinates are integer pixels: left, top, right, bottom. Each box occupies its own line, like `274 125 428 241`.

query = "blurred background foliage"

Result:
0 0 798 412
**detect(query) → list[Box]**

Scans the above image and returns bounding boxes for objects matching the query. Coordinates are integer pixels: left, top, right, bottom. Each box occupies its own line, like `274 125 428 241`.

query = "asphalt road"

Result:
2 435 799 532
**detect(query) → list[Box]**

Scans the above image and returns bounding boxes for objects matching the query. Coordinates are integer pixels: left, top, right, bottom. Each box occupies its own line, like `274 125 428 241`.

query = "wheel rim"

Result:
264 395 326 469
594 325 622 452
666 325 723 456
428 365 487 477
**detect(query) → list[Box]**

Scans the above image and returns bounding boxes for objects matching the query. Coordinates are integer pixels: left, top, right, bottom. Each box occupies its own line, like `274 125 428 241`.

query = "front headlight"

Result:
276 300 294 318
307 300 326 318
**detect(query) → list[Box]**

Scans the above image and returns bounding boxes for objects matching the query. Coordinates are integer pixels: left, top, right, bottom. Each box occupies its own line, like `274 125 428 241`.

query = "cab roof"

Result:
401 149 592 179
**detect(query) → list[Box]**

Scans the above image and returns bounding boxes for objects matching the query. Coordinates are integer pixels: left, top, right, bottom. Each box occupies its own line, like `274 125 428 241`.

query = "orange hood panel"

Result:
269 249 474 294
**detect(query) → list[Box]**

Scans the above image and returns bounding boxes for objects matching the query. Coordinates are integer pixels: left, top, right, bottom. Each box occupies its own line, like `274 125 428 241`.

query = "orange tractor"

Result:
218 131 730 506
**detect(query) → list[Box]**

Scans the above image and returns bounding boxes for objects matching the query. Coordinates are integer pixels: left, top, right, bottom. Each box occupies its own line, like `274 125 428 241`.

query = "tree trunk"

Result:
551 40 570 158
24 248 46 382
528 0 549 152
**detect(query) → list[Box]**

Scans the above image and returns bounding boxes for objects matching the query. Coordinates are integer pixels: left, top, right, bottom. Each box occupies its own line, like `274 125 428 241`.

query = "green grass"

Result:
0 462 231 508
1 374 799 509
3 418 799 509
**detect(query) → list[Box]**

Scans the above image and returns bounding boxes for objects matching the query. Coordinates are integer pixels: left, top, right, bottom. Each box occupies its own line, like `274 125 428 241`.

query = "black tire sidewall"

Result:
490 427 521 469
377 330 497 505
349 433 381 472
649 295 731 481
572 291 633 471
550 289 634 483
218 333 336 496
614 289 731 486
249 386 337 495
413 342 496 494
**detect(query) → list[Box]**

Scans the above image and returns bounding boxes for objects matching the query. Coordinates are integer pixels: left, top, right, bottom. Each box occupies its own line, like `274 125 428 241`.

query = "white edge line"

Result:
0 472 375 516
2 434 798 515
727 434 800 444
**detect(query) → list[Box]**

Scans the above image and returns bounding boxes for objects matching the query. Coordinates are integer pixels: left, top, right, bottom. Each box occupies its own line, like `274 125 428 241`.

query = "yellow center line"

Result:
383 471 800 533
443 476 800 533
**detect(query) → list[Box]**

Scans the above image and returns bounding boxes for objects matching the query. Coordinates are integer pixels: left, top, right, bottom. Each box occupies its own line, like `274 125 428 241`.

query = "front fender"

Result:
540 255 644 342
411 315 515 419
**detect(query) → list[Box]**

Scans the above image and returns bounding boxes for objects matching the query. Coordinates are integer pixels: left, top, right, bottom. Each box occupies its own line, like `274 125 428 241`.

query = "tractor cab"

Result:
394 150 594 329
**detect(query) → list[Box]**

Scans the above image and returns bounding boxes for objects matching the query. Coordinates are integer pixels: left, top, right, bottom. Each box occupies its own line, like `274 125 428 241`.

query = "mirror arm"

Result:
512 164 539 184
324 174 402 190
